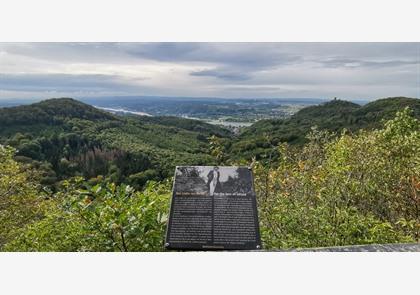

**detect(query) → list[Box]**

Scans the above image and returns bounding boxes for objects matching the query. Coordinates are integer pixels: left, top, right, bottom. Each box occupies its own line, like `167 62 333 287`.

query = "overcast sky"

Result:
0 42 419 101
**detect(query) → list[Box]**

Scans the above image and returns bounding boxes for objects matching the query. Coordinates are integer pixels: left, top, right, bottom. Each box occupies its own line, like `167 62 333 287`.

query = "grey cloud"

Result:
318 58 420 69
119 43 201 61
118 43 302 69
0 73 146 93
0 43 139 64
2 42 418 68
190 68 251 81
0 42 419 100
121 42 420 70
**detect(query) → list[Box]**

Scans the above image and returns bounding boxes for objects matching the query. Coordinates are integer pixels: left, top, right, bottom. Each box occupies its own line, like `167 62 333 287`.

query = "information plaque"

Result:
165 166 262 250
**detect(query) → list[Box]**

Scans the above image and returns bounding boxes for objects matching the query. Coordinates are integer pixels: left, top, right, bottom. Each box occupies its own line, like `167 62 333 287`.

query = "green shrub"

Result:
254 108 419 249
5 178 171 251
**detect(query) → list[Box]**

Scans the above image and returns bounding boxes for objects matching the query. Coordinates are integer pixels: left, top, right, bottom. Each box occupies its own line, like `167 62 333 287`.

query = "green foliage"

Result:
3 201 88 251
208 135 229 165
137 115 231 138
5 178 171 251
128 169 160 189
0 145 45 248
254 107 419 249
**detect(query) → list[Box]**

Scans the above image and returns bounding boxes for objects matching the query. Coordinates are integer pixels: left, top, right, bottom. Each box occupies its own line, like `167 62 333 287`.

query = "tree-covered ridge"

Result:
229 97 420 160
135 115 231 138
0 98 230 188
0 98 116 126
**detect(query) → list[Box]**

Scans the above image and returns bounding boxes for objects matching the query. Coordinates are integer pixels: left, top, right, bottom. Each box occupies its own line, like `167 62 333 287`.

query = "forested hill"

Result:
0 98 116 126
229 97 420 160
130 115 231 137
1 96 418 185
0 98 231 188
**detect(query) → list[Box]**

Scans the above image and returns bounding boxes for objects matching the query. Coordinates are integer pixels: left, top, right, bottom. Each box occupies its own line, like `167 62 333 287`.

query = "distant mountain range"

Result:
0 95 357 108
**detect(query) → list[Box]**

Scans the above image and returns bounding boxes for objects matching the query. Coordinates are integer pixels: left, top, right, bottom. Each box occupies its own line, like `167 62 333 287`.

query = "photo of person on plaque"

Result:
207 166 222 196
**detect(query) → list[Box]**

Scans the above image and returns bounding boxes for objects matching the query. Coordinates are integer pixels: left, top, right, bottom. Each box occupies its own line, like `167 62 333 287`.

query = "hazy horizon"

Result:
0 95 373 108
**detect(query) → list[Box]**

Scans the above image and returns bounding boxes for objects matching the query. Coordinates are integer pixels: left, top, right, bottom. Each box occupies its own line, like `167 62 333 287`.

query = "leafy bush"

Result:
254 108 419 249
0 145 45 248
5 178 171 251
